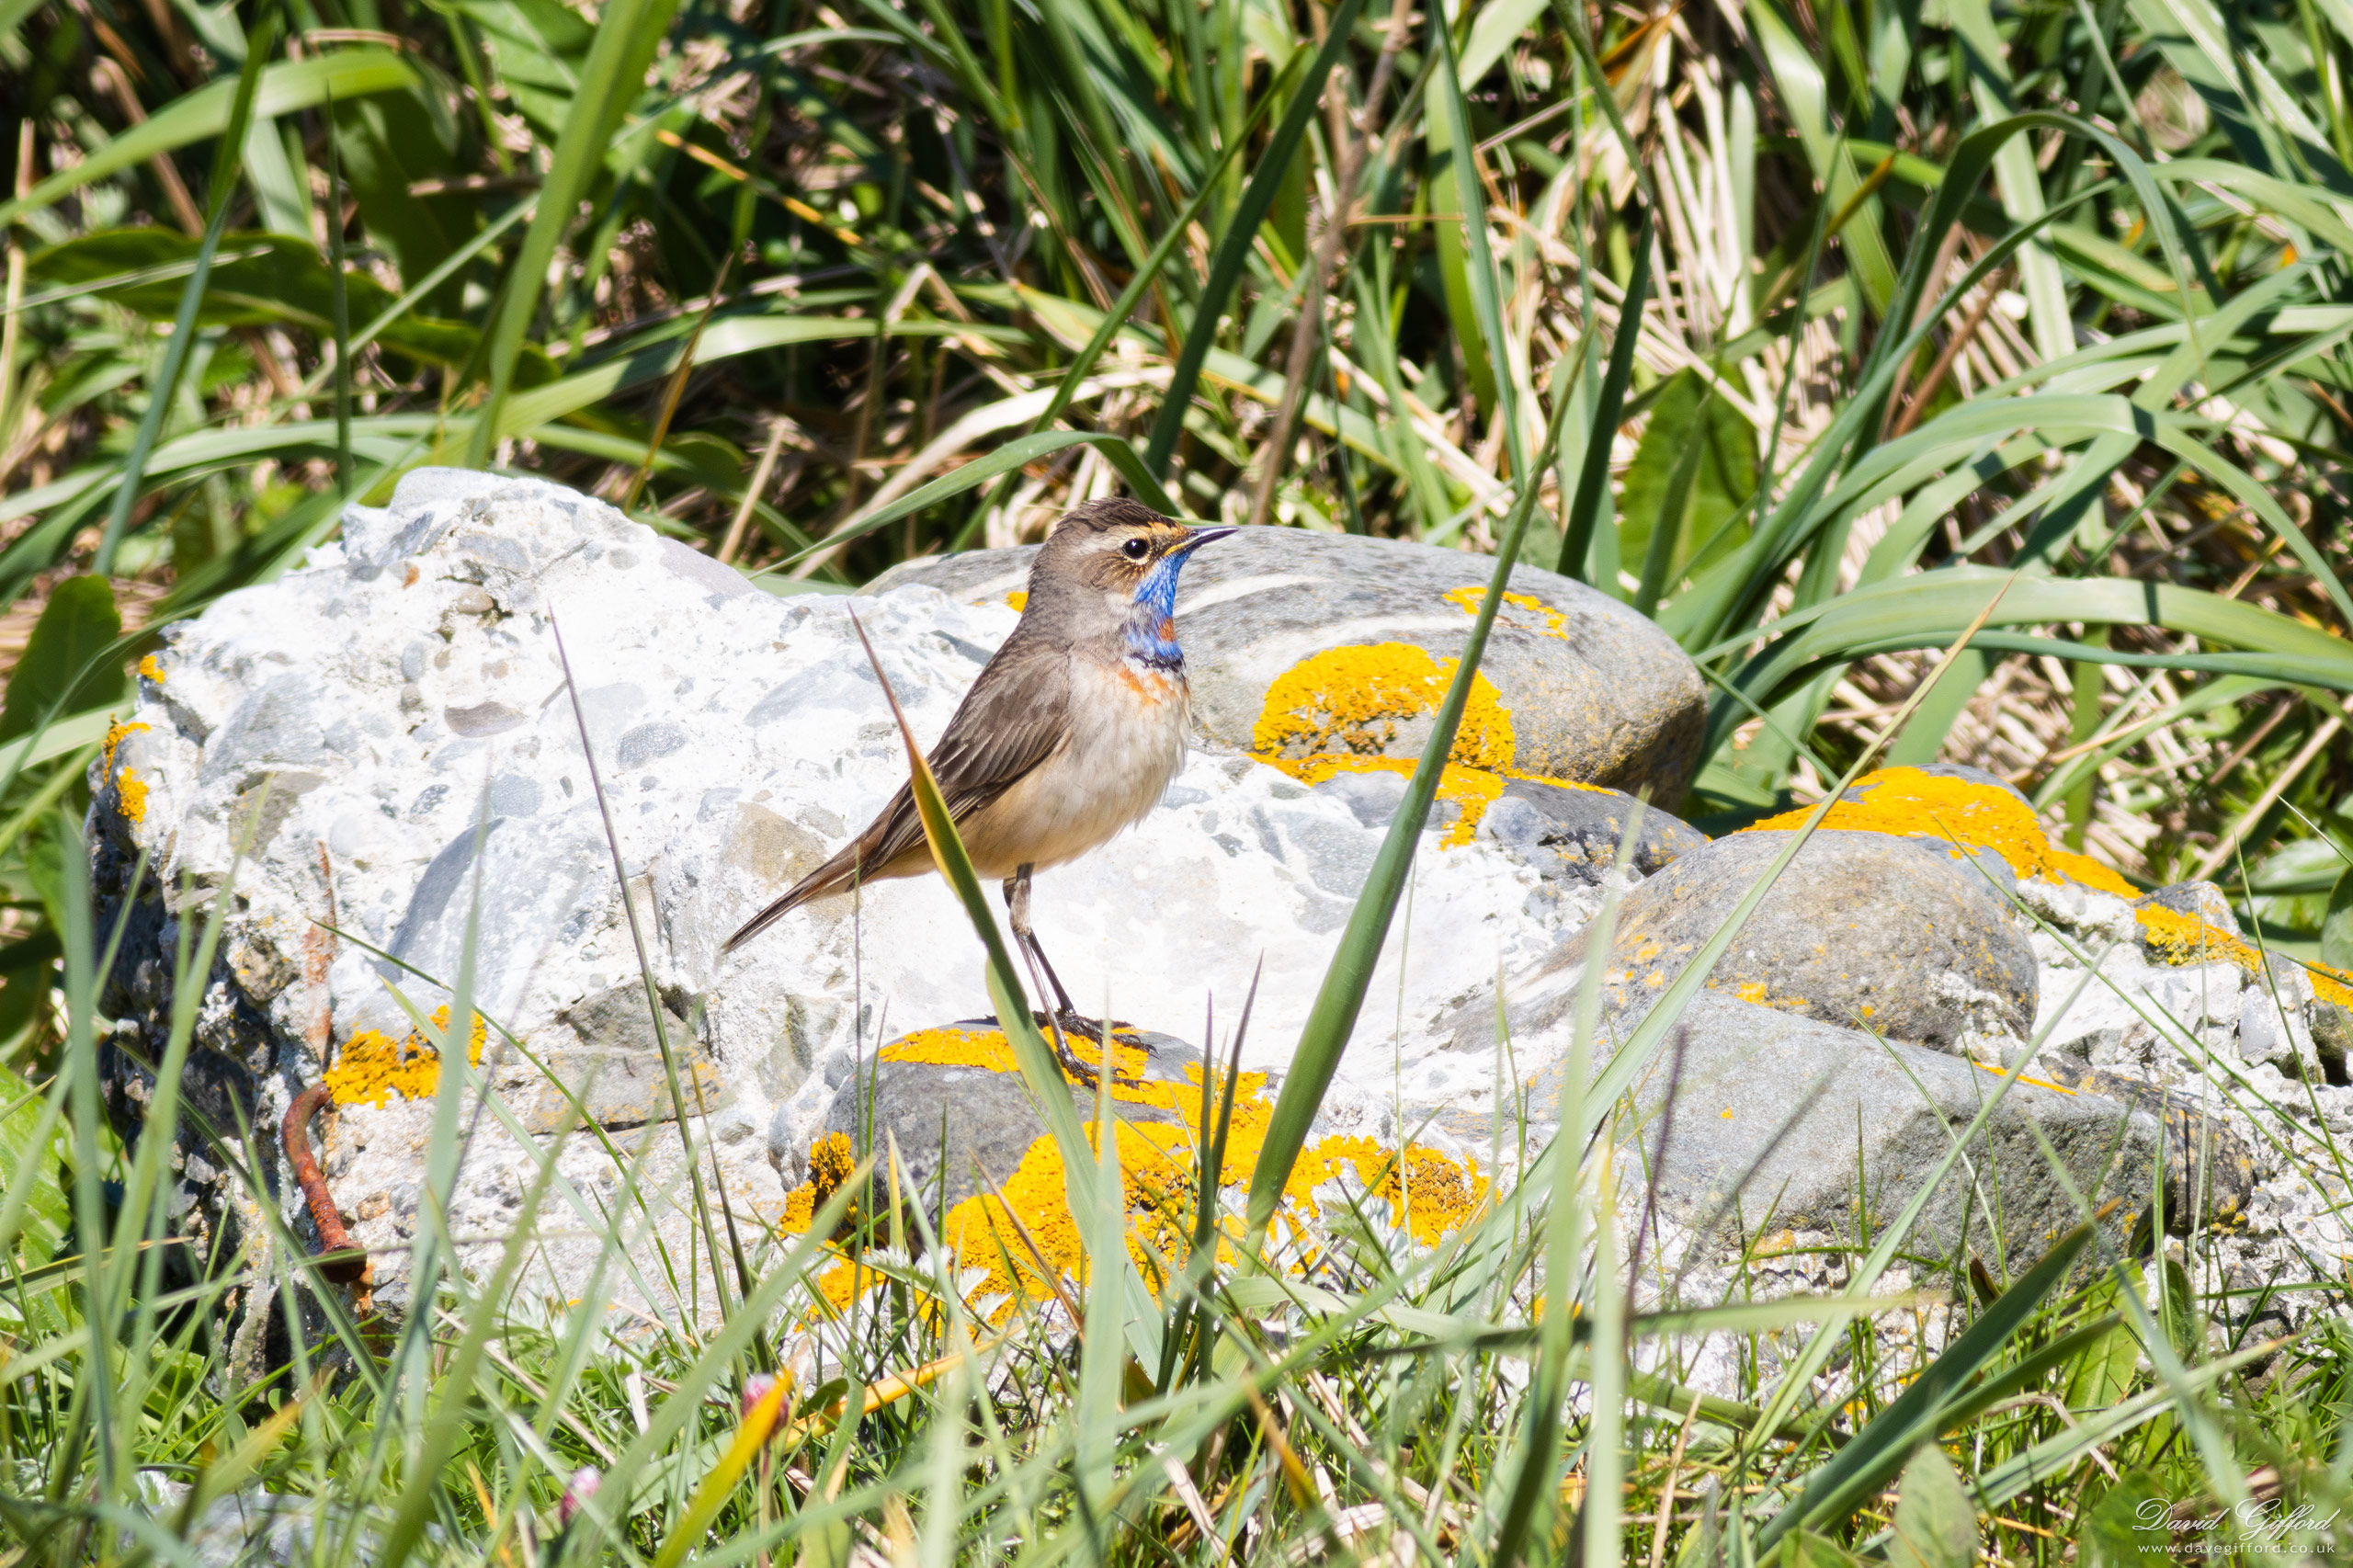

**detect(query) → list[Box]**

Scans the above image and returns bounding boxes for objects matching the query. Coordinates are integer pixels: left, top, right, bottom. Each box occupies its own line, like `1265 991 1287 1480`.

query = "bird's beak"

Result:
1175 525 1239 555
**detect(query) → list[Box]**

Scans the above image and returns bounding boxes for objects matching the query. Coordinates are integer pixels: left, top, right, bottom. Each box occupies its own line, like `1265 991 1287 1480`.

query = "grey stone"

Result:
616 721 688 767
1469 829 2037 1057
1516 992 2164 1268
445 700 526 737
659 534 756 599
73 472 1776 1332
1313 767 1408 828
487 773 542 818
813 1018 1199 1211
1308 768 1707 888
1488 778 1709 881
869 530 1707 800
2136 881 2242 936
199 675 336 785
520 982 728 1132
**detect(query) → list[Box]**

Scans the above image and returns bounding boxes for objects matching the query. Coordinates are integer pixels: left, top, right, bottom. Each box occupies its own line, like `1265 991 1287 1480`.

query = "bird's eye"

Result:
1121 538 1150 560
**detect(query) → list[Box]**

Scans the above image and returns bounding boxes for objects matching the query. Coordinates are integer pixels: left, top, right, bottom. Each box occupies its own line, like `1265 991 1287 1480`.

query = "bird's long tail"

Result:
721 832 877 953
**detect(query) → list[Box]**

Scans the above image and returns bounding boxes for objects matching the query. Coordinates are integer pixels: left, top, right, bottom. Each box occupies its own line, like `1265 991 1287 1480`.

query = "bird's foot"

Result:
1031 1010 1145 1087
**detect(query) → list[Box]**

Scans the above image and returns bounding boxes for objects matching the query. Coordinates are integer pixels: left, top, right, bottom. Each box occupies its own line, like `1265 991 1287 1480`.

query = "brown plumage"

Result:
722 497 1234 960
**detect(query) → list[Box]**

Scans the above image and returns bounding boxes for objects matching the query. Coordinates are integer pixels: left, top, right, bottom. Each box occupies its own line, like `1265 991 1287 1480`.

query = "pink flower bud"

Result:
741 1373 779 1419
559 1465 601 1527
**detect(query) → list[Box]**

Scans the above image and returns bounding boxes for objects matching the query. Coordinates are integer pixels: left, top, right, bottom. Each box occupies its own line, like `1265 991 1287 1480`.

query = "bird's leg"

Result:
1005 865 1077 1016
1003 865 1097 1085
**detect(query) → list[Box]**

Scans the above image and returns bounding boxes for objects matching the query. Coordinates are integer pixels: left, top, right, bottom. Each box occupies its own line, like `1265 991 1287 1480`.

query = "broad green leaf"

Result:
2323 867 2353 971
0 578 122 744
1619 367 1755 602
2081 1471 2178 1568
1888 1447 1979 1568
1715 568 2349 739
1558 209 1653 579
1461 0 1549 81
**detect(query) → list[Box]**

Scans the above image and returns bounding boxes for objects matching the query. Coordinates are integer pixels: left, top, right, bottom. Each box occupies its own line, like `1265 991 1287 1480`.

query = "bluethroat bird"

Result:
723 498 1236 1064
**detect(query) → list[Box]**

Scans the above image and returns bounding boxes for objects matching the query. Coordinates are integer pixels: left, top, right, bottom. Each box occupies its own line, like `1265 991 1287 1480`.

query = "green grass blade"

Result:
1430 11 1525 485
1755 1226 2092 1550
1555 210 1653 579
1244 392 1573 1243
90 12 278 577
956 79 1290 548
323 85 352 499
1140 0 1364 479
466 0 686 466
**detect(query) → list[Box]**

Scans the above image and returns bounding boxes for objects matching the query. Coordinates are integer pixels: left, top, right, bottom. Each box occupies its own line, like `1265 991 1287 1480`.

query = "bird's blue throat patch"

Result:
1125 551 1190 668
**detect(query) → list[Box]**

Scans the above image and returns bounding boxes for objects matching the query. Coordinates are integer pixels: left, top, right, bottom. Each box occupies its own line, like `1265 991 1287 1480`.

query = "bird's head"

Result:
1030 499 1236 644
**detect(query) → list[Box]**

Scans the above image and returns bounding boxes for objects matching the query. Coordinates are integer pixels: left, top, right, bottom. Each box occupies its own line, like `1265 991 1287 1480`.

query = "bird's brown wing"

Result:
722 633 1071 952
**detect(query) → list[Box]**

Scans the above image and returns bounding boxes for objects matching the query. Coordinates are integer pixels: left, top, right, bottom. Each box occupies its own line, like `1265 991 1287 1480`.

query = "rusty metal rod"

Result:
280 1082 366 1285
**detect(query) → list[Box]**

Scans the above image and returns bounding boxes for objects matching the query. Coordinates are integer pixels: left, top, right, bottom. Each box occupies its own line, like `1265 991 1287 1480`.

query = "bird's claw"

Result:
1032 1009 1146 1087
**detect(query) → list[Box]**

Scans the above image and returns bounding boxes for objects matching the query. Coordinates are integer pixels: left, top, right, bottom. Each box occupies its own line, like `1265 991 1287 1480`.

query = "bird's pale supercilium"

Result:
722 497 1236 1028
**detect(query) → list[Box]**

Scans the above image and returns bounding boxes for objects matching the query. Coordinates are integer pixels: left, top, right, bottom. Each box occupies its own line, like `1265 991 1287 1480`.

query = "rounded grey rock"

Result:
1475 828 2038 1054
868 530 1706 800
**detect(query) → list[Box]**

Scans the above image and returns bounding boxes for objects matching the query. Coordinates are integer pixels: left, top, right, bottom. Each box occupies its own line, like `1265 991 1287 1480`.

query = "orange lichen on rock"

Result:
320 1006 489 1108
1251 642 1608 845
775 1024 1488 1319
878 1025 1171 1105
1441 585 1571 641
1004 591 1028 612
137 654 165 683
1253 642 1516 770
101 721 152 823
2135 902 2353 1007
1741 766 2136 895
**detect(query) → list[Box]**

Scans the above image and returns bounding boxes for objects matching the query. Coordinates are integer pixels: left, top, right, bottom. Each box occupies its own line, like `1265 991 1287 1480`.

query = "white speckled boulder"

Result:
85 471 1611 1323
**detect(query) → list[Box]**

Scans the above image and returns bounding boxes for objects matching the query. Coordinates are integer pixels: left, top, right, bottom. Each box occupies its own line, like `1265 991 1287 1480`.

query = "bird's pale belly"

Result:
957 659 1189 878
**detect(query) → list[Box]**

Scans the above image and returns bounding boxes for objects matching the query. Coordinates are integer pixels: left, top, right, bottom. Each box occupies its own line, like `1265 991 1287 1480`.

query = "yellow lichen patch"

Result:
1251 642 1633 845
1004 591 1028 612
1740 767 2136 895
1370 1143 1491 1247
774 1042 1487 1320
137 654 165 683
1441 585 1569 640
102 721 153 822
2135 903 2353 1007
879 1026 1174 1105
321 1006 489 1108
1266 755 1504 847
1253 642 1516 771
1738 767 2353 1007
101 720 148 768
